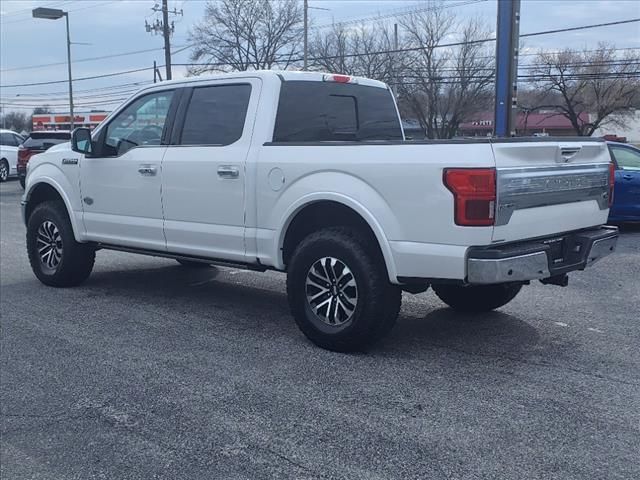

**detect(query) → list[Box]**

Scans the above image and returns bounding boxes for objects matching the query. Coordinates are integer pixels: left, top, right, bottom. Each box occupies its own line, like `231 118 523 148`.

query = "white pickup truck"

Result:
22 70 618 351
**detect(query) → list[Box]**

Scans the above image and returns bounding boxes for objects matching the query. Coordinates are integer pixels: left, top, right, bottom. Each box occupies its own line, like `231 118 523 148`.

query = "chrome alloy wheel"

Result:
0 162 8 181
36 220 63 272
305 257 358 326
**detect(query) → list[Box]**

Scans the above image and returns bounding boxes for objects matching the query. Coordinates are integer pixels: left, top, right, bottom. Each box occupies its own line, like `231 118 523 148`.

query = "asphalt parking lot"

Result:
1 178 639 480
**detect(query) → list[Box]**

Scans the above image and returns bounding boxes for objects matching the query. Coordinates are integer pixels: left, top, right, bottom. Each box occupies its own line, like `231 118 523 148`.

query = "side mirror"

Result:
71 127 93 155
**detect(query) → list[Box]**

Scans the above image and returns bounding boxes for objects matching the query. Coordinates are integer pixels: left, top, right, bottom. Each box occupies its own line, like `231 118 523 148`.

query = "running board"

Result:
93 243 268 272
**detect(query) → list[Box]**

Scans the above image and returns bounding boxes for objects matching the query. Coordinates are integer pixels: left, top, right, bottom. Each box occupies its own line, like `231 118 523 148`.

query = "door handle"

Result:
217 165 240 179
138 164 157 176
622 174 633 180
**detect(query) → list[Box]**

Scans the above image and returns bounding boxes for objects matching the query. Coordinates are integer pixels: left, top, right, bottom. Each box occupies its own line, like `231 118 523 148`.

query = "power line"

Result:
2 67 153 88
0 1 119 25
310 0 487 30
3 18 638 90
0 1 74 18
0 46 189 73
180 19 640 69
3 81 154 99
521 18 640 39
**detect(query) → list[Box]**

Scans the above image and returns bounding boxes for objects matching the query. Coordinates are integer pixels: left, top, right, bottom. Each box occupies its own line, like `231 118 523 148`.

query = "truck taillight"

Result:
608 162 615 207
443 168 496 226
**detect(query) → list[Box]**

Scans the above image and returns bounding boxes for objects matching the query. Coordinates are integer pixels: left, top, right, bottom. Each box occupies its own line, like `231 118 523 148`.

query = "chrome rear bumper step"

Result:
466 226 618 284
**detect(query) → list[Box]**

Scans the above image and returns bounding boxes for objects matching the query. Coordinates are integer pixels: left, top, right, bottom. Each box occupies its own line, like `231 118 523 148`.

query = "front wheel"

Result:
27 201 95 287
432 283 522 313
287 227 401 352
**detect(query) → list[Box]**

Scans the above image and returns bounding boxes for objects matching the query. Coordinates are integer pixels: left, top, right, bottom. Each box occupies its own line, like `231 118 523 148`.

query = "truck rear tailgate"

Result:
491 139 612 243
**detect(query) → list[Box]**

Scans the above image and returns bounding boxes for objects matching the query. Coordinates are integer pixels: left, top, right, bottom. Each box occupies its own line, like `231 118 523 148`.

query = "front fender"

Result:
23 163 84 241
270 171 401 283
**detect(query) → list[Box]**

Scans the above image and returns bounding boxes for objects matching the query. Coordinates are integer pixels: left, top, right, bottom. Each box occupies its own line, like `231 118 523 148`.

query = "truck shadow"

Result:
79 261 541 359
378 307 541 357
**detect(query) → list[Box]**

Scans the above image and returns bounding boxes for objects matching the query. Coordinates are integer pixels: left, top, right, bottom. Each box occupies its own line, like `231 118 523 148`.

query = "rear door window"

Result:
273 81 402 142
178 84 252 146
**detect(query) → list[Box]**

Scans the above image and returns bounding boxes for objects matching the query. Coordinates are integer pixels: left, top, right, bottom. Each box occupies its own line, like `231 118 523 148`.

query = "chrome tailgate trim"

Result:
495 163 610 226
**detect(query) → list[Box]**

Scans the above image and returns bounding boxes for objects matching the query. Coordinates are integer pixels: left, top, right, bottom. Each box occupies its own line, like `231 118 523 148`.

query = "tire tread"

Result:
287 226 401 352
27 200 95 287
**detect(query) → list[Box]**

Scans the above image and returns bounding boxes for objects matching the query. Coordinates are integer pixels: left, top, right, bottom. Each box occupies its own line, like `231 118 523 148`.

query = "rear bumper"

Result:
466 226 618 284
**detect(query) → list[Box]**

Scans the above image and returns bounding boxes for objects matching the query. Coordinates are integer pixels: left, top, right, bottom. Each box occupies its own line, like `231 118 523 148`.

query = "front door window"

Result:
103 90 174 156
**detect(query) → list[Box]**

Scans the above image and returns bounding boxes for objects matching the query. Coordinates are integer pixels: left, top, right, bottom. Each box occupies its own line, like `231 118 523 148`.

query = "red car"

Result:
17 131 70 188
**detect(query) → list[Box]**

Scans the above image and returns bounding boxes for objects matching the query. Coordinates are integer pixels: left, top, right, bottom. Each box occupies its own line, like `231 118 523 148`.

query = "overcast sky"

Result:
1 0 639 113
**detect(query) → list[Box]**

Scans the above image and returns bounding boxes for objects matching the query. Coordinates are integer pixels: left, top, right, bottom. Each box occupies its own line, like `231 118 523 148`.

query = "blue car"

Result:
607 142 640 222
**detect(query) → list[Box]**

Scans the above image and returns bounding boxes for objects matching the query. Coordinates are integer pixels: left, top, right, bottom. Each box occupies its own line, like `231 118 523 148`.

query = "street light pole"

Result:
32 7 75 131
64 12 74 130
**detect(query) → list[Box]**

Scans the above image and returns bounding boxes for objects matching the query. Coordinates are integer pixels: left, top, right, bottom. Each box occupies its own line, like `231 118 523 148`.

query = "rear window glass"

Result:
273 81 402 142
24 132 70 150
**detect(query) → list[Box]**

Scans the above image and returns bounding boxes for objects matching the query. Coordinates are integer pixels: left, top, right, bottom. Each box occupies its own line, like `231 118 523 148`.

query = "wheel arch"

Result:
278 194 399 283
24 179 83 241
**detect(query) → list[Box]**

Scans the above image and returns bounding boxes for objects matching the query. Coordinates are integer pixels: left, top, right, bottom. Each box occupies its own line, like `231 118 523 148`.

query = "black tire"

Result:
287 226 402 352
19 177 25 189
176 259 211 268
432 283 522 313
0 159 8 182
27 200 95 287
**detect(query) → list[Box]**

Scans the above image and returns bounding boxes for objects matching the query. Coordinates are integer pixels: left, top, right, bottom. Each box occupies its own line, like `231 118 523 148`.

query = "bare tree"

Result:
32 106 52 115
528 44 640 136
308 23 401 85
187 0 303 74
399 6 494 139
0 111 30 133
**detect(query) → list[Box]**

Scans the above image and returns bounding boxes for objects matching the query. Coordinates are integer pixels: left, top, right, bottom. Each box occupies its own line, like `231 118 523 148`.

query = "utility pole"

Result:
494 0 521 137
145 0 183 81
303 0 308 70
161 0 172 80
65 12 74 130
302 1 329 71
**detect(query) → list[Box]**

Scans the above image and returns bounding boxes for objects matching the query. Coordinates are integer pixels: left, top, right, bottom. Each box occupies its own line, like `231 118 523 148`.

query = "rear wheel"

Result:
287 227 401 352
27 201 95 287
19 177 25 189
432 283 522 313
0 159 8 182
